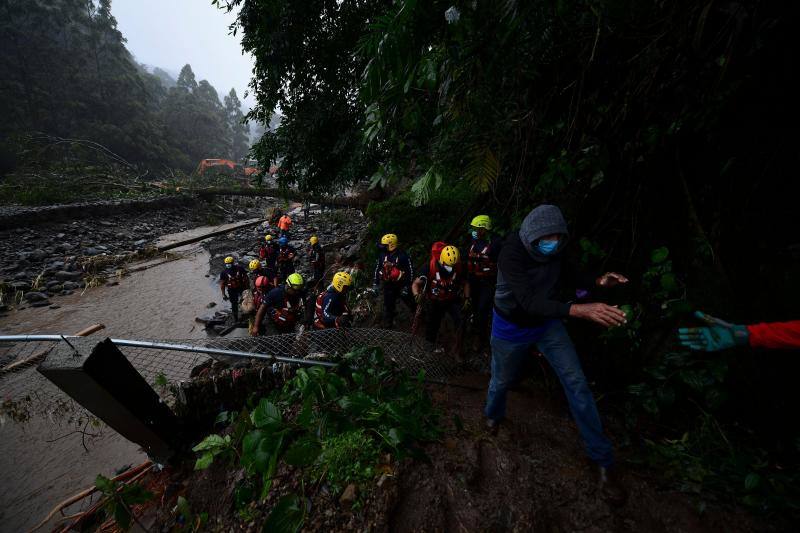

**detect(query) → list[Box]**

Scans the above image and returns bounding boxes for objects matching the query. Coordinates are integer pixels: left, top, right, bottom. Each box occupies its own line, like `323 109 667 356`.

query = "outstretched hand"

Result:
597 272 629 288
677 311 749 352
569 302 627 328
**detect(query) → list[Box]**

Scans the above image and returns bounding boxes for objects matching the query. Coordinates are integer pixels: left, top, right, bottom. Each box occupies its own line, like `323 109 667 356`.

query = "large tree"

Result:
224 88 250 163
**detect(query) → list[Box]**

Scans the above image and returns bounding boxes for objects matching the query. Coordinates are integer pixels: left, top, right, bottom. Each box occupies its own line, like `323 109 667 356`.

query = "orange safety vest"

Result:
278 215 292 231
467 240 496 278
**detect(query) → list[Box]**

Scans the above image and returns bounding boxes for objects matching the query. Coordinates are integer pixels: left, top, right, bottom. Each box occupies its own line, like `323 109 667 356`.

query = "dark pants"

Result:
425 299 462 343
485 321 614 467
311 265 325 288
382 282 415 328
278 262 295 283
227 288 242 321
470 278 495 337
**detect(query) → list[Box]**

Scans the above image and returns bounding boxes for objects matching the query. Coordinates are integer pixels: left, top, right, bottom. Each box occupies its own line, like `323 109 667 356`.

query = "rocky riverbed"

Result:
0 196 269 314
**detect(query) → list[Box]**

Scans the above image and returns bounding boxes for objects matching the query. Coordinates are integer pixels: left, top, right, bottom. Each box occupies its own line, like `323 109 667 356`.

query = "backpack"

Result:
429 241 447 275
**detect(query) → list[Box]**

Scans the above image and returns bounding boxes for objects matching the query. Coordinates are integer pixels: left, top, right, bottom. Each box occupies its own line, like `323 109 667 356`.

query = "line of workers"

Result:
218 214 500 343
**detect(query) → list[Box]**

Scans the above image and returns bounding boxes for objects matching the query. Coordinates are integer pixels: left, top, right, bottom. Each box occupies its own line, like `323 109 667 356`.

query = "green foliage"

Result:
192 346 439 529
95 474 153 531
364 183 477 267
0 2 250 174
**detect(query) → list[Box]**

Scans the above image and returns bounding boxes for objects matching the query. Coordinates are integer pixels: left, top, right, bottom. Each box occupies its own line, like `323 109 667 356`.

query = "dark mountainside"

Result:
0 0 250 175
0 0 798 531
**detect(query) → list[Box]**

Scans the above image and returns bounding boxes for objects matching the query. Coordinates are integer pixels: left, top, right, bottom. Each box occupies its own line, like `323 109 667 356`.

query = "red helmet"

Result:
255 276 271 289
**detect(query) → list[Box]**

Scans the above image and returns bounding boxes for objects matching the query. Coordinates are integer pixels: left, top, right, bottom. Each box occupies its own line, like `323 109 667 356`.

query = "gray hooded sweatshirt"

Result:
494 205 594 328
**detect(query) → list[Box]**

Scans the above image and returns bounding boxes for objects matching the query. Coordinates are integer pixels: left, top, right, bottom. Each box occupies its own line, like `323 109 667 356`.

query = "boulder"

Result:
61 281 79 290
24 291 48 302
55 270 82 281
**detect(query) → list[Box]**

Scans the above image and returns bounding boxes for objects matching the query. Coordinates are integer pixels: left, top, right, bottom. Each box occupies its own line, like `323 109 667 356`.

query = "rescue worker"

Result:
248 259 271 282
278 213 292 238
373 234 415 328
252 274 272 316
259 234 278 272
252 273 306 335
276 236 297 283
485 204 628 504
412 245 470 344
466 215 502 349
679 311 800 351
314 271 353 329
219 256 249 322
309 235 326 288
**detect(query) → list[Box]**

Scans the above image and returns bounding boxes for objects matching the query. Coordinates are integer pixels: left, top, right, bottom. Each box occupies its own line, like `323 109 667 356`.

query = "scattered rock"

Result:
49 304 61 309
207 302 217 308
29 249 48 261
339 484 358 508
31 300 51 308
83 247 101 256
134 239 147 246
9 281 31 292
55 270 82 281
24 291 48 302
62 281 79 290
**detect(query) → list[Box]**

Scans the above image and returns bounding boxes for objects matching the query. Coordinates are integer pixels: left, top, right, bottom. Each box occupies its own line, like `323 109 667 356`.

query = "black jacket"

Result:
494 232 596 328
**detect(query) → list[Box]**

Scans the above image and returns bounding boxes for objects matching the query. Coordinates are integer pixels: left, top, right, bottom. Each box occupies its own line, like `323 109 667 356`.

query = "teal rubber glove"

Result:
678 311 749 352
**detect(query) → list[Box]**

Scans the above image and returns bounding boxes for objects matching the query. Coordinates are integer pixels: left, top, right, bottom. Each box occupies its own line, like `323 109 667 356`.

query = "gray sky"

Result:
113 0 256 111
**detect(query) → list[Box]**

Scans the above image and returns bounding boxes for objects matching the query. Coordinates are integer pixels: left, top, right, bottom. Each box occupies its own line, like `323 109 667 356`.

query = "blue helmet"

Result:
278 236 289 246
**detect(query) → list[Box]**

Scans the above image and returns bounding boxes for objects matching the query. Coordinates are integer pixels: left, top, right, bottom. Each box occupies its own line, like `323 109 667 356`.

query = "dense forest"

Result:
0 0 251 174
223 0 800 514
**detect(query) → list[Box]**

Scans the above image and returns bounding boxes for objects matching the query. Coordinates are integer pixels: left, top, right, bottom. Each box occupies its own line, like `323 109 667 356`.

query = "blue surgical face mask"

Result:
225 263 232 269
470 230 479 239
536 239 559 255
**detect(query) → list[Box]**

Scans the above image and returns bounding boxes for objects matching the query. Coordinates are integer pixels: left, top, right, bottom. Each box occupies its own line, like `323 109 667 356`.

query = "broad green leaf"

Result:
262 493 304 533
94 474 114 494
195 451 215 470
284 437 322 467
192 434 227 452
251 399 282 428
215 411 230 425
744 473 761 491
651 247 669 263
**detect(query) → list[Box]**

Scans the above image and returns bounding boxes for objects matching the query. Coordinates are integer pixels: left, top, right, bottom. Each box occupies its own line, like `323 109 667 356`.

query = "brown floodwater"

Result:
0 222 250 532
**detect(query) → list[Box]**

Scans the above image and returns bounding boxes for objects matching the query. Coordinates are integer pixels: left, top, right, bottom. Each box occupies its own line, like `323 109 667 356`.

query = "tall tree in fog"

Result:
224 89 250 163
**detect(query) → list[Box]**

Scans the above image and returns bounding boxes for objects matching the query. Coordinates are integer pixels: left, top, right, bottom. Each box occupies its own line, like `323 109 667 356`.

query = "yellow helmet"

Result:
439 245 460 266
381 234 398 251
265 234 273 242
249 259 261 271
310 235 319 245
470 215 492 230
224 256 235 264
286 272 304 289
332 271 353 293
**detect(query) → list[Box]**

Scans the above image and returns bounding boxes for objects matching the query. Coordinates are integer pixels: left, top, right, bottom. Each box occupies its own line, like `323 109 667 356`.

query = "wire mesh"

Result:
0 328 459 431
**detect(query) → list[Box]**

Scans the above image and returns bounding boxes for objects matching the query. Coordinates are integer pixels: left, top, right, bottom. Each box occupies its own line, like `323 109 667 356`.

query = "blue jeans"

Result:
484 320 614 467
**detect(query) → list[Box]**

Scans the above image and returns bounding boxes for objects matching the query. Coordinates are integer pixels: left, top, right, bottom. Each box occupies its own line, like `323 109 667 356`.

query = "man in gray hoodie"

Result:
487 204 628 503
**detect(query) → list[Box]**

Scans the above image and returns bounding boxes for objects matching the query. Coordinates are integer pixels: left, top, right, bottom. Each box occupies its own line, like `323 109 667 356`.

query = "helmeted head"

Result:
519 205 568 261
380 234 398 252
255 276 270 290
278 236 289 247
249 259 261 271
224 256 234 268
286 272 304 293
439 246 460 272
265 234 273 243
331 271 353 293
470 215 492 239
309 235 319 246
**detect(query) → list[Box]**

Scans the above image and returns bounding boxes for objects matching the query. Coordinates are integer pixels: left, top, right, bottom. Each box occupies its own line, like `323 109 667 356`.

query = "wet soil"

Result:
137 373 770 533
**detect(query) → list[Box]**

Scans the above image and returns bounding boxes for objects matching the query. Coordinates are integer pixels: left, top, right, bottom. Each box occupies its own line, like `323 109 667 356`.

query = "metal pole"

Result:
0 335 338 369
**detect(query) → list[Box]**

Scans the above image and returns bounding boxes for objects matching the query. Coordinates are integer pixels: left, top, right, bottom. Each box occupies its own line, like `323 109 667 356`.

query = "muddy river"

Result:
0 222 252 532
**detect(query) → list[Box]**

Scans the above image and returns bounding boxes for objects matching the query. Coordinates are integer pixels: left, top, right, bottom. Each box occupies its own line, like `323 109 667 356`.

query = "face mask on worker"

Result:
442 264 454 273
225 264 232 269
470 230 479 239
536 239 559 255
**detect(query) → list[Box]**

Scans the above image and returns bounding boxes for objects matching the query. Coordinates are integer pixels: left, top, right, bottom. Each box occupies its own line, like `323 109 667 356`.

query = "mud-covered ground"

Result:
134 371 771 532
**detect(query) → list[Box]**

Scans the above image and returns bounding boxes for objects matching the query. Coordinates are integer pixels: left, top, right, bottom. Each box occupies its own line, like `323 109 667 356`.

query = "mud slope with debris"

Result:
137 373 770 532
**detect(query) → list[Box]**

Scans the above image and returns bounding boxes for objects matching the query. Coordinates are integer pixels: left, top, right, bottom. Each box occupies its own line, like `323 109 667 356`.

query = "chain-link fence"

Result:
0 328 460 433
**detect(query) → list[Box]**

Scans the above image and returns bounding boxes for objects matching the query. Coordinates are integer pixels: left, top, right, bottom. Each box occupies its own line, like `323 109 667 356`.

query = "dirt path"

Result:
391 373 765 532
